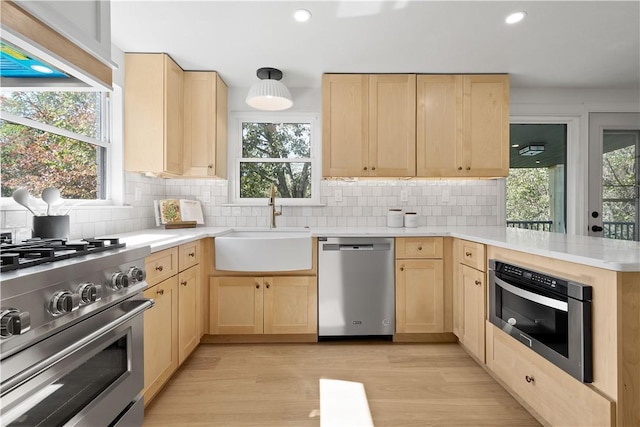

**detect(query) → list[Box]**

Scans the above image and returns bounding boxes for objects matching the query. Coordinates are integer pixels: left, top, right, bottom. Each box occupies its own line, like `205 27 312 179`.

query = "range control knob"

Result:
50 291 79 315
111 272 129 290
127 266 146 283
0 308 31 338
78 282 101 304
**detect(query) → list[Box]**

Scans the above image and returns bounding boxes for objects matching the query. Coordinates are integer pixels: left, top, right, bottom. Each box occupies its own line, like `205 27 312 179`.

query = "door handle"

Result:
591 225 603 232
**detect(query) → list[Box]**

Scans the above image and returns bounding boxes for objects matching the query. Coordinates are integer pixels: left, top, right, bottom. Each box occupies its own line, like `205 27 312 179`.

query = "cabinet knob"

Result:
466 167 471 171
525 375 535 384
465 252 472 257
208 164 213 169
371 166 376 171
157 289 164 296
475 280 481 286
266 283 270 289
181 281 187 286
418 246 423 251
400 266 404 271
155 265 163 272
458 166 463 171
363 166 368 171
188 252 195 257
256 284 260 289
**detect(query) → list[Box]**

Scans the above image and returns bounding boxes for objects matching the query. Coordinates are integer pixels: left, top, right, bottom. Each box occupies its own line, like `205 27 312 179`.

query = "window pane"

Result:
0 120 103 199
242 122 310 159
1 92 101 139
240 162 311 199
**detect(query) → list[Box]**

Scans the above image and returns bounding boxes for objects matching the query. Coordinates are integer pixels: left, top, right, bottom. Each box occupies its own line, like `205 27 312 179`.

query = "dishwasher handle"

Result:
322 243 391 251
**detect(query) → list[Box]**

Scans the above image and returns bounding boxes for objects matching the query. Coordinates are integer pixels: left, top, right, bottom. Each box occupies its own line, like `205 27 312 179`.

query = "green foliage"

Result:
602 145 636 223
240 122 311 198
506 168 550 221
0 92 101 199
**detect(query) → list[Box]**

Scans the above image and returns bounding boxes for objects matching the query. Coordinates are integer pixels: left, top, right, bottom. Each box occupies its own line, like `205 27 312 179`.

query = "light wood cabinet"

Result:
209 275 317 335
322 74 416 177
178 264 200 365
452 239 486 362
125 53 184 176
142 275 178 406
183 71 228 178
395 237 446 334
417 74 509 177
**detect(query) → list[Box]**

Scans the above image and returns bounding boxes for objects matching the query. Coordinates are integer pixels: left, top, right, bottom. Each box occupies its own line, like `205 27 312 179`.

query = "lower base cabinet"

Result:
178 265 200 364
486 323 615 427
142 276 179 405
209 276 317 335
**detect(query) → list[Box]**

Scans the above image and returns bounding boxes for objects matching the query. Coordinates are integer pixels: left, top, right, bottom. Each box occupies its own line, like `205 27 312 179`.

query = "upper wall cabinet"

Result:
322 74 416 178
0 0 113 90
125 53 184 176
417 74 509 177
183 72 228 178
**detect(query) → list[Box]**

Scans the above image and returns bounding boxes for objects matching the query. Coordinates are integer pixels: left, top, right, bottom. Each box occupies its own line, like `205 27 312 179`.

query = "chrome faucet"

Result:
268 184 282 228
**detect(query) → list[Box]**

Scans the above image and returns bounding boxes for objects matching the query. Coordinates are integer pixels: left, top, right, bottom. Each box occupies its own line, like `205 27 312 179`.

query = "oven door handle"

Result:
494 276 568 312
1 298 153 395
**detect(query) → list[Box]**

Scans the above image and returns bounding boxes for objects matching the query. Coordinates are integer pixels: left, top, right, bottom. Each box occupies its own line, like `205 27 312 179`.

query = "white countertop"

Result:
111 226 640 272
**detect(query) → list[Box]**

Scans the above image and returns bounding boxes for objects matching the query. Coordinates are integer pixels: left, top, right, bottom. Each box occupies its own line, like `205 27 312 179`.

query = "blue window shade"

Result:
1 42 68 78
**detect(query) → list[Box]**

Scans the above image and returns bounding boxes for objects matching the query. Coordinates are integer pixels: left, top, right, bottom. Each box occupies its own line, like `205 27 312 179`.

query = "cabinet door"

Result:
183 72 228 178
178 265 199 365
416 75 463 177
369 74 416 176
164 54 184 175
143 276 178 406
461 75 509 177
322 74 369 177
460 264 485 361
395 259 444 333
210 277 263 334
263 276 317 334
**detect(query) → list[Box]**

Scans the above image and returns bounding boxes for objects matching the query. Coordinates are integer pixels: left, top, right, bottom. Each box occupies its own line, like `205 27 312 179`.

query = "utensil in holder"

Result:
33 215 70 239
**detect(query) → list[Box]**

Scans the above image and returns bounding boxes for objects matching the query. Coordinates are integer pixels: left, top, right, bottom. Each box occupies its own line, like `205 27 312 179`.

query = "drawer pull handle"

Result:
525 375 535 383
155 265 163 272
157 289 164 296
181 281 187 286
188 252 195 257
465 252 472 257
475 280 481 286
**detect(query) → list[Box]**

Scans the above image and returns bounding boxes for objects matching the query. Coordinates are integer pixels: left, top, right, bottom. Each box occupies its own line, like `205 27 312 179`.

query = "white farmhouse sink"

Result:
215 229 312 272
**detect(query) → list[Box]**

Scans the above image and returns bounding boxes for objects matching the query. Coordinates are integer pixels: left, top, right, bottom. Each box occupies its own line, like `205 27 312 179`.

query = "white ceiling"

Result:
111 1 640 90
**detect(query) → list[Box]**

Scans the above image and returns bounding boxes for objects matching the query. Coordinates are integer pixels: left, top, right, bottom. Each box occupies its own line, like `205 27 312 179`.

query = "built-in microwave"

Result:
488 260 592 383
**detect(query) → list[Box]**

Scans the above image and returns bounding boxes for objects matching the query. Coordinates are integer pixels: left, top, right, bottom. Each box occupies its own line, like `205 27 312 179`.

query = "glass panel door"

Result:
588 113 640 241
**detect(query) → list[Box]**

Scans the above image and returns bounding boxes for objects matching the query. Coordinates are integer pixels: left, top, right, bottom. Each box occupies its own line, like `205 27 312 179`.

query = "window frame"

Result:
228 112 321 206
0 90 115 208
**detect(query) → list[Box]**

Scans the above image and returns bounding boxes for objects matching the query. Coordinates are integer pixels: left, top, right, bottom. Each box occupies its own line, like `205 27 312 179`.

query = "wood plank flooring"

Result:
143 342 541 427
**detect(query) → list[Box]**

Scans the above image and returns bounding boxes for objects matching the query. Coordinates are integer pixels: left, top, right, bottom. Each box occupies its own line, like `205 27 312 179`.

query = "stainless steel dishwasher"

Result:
318 237 395 337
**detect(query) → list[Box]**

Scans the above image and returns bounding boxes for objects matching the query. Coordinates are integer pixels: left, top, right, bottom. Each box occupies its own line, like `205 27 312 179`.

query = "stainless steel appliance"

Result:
318 237 394 337
489 259 592 382
0 237 152 426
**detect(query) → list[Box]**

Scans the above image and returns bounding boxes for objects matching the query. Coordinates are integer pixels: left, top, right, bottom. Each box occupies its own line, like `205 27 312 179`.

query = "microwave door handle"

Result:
494 276 568 312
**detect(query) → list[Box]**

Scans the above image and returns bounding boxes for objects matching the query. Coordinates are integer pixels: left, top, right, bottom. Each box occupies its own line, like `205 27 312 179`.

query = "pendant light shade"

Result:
246 67 293 111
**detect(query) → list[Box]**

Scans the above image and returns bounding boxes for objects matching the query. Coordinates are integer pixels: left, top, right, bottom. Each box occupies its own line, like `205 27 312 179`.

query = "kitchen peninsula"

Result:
113 225 640 427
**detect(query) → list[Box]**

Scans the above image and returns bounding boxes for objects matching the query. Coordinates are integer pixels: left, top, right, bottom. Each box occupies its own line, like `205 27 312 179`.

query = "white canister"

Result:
387 209 404 228
404 212 418 228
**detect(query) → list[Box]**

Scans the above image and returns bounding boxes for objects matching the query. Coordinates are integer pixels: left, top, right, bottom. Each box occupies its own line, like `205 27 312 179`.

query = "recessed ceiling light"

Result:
30 64 54 74
294 9 312 22
506 11 527 24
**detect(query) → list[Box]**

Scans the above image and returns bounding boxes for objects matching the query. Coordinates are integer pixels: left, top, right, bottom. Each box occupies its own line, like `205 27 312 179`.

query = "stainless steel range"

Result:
0 237 153 426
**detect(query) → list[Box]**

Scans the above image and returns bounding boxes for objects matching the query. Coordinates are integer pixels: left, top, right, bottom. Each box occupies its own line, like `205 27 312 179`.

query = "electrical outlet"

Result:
335 189 342 202
202 190 211 203
441 190 450 204
134 186 142 202
400 190 408 202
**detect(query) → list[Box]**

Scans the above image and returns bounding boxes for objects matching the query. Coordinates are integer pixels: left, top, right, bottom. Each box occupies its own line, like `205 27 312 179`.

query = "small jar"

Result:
404 212 418 228
387 209 404 228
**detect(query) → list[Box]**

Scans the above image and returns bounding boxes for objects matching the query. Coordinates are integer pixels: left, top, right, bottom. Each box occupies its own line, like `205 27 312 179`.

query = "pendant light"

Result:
246 67 293 111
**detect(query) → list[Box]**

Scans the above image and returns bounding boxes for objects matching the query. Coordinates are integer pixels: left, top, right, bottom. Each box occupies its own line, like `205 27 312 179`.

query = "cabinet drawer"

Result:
458 240 485 271
396 237 443 259
145 247 178 286
179 240 200 271
486 324 614 427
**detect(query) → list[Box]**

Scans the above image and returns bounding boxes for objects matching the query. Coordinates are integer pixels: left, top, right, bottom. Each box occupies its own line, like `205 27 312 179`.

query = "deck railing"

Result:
603 222 636 241
506 220 553 231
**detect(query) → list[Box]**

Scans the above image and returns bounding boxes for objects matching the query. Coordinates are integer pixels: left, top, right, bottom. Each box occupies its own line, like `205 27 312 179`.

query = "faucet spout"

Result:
268 184 282 228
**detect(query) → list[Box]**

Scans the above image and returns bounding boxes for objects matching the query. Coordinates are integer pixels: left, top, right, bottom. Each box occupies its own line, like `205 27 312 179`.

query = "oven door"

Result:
489 269 591 383
0 297 152 426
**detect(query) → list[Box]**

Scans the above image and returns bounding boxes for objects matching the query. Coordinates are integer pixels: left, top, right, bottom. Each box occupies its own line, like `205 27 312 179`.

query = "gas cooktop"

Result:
0 238 126 273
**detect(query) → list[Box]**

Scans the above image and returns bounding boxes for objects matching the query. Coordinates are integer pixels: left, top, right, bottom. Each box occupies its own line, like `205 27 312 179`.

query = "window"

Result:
231 113 320 205
0 91 109 200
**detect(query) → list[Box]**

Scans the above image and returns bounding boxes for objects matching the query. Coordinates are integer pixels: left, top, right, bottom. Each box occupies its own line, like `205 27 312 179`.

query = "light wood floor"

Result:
143 342 541 427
